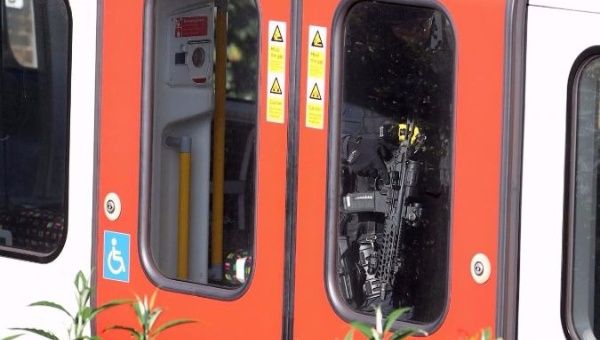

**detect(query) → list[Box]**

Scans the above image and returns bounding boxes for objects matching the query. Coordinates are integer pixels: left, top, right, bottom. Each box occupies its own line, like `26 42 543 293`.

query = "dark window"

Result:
0 0 71 262
144 0 258 294
331 2 454 325
565 52 600 339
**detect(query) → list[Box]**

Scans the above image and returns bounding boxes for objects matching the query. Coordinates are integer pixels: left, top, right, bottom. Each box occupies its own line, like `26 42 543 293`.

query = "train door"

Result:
519 1 600 338
94 0 290 337
291 0 510 338
0 0 97 336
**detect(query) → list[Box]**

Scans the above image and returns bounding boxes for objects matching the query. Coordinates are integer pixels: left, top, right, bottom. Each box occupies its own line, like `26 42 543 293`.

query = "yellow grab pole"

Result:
211 0 227 278
177 136 192 279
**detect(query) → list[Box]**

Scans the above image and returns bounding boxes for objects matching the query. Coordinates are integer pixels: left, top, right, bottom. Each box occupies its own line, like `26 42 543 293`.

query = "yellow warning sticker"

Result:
305 26 327 129
268 26 285 74
307 102 323 128
267 96 285 123
270 78 283 95
308 51 325 79
271 25 284 42
309 83 322 100
267 21 286 124
311 31 324 48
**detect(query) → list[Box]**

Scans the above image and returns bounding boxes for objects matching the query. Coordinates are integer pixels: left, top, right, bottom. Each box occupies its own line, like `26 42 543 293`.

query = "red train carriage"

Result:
95 0 507 338
5 0 600 339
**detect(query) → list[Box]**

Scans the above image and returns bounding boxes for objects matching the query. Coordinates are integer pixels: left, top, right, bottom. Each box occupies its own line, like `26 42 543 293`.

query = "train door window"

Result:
0 0 71 262
329 2 454 325
225 0 257 102
142 0 258 294
564 51 600 339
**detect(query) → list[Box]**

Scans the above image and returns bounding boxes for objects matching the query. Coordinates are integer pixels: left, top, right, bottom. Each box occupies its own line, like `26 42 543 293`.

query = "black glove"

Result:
346 135 391 182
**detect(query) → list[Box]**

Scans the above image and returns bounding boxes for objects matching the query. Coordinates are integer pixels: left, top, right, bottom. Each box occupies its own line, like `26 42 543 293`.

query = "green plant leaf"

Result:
370 328 381 340
344 328 354 340
97 299 131 311
350 321 374 338
10 328 59 340
132 295 145 323
147 308 162 330
80 306 93 321
79 288 92 307
149 290 158 310
74 336 101 340
28 301 73 319
90 299 131 320
103 325 141 338
74 271 88 295
1 334 24 340
150 319 196 337
390 328 416 340
75 336 101 340
375 306 383 335
384 307 411 332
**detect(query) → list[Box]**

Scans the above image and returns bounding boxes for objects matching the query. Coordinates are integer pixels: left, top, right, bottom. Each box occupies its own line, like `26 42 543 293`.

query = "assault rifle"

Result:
342 120 425 304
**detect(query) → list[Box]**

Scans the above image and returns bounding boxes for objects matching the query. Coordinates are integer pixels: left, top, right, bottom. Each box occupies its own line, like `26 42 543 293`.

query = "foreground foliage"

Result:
1 272 194 340
345 306 424 340
104 290 195 340
5 271 126 340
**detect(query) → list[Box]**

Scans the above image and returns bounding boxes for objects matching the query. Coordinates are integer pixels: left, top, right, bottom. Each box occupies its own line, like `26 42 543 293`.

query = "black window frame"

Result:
562 46 600 340
325 0 456 333
0 0 72 263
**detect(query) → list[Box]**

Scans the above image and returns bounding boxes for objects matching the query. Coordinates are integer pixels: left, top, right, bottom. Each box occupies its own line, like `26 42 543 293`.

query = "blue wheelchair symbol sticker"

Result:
103 230 130 283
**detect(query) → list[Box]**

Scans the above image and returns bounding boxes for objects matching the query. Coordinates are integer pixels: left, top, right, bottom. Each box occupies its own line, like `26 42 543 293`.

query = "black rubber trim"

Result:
561 46 600 340
0 0 73 264
137 0 259 300
325 0 456 334
90 0 104 335
282 0 302 338
496 1 527 338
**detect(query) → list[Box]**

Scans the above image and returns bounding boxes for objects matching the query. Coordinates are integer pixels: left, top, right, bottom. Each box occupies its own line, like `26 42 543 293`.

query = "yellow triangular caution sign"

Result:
271 25 284 42
311 31 324 48
309 83 322 100
270 78 283 95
